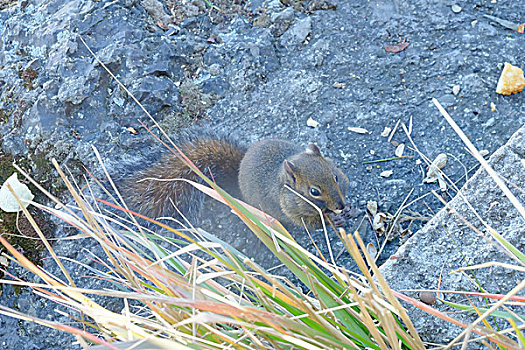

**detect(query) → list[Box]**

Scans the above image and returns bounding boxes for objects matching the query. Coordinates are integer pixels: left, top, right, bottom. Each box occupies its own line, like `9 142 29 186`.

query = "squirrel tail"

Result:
120 132 247 221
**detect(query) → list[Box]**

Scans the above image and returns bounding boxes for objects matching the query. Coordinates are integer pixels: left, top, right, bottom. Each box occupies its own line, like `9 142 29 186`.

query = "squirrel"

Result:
120 132 350 230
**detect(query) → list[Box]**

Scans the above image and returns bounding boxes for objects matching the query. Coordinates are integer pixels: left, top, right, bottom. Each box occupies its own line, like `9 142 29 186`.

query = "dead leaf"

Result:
366 200 378 216
380 170 393 178
395 143 405 157
306 117 320 128
0 173 34 212
479 150 489 157
424 153 448 183
347 127 369 134
381 126 392 137
385 42 410 53
366 243 378 259
372 212 387 233
438 178 447 192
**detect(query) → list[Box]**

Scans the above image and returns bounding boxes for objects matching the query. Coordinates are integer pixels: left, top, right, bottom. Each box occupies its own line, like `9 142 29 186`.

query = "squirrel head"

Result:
280 143 349 221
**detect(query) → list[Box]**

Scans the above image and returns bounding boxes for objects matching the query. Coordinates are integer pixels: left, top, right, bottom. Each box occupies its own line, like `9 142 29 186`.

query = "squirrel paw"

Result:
327 204 357 228
342 203 358 220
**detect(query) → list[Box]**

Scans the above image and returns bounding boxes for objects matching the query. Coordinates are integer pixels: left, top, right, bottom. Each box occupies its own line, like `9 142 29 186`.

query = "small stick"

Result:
362 156 412 164
388 119 401 143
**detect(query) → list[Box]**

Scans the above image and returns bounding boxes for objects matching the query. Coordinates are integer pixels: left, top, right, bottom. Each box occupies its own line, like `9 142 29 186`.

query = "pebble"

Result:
271 7 295 24
208 63 221 76
306 117 320 128
451 4 462 13
281 17 312 46
452 85 460 95
419 292 436 305
483 117 496 128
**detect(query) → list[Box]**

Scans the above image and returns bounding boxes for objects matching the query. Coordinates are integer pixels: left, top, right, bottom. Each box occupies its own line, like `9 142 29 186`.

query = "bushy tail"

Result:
120 133 247 221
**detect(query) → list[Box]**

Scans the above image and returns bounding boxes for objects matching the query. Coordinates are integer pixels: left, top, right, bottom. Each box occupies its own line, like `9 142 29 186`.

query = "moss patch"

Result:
0 208 53 266
281 0 337 13
166 0 251 26
0 108 11 124
0 0 17 11
0 150 57 281
179 80 217 120
18 68 38 90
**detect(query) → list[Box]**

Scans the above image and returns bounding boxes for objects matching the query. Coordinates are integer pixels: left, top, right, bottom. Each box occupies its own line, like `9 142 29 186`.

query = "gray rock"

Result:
140 0 172 26
57 75 94 105
370 0 398 22
280 17 312 47
266 0 284 10
208 63 221 76
462 73 487 94
438 94 456 107
483 116 496 128
271 7 295 24
380 126 525 346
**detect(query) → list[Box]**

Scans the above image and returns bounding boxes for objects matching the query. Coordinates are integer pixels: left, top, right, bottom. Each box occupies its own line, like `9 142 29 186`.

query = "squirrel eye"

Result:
309 187 322 197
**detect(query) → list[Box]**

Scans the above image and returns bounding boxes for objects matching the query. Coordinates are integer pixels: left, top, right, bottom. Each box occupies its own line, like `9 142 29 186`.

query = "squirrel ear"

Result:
283 160 297 184
305 143 322 156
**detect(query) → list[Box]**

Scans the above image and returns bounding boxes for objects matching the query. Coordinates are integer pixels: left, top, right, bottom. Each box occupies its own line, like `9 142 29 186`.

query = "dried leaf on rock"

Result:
385 42 409 53
423 153 447 183
395 143 405 157
347 126 369 134
380 170 393 178
0 173 34 212
366 200 378 216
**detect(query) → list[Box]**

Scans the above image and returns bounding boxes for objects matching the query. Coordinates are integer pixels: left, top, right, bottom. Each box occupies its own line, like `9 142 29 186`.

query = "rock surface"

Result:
0 0 524 348
380 125 525 345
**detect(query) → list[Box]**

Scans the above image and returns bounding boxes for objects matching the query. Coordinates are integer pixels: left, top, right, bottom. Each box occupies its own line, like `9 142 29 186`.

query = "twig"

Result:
362 156 412 165
432 98 525 221
388 119 401 143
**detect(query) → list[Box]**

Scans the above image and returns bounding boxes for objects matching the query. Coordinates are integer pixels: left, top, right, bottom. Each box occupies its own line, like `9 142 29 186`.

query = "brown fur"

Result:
122 136 349 229
121 136 245 219
239 139 349 229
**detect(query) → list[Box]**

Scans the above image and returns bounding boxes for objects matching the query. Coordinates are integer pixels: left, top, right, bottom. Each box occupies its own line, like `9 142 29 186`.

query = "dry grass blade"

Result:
342 229 425 349
432 98 525 221
400 288 525 303
393 291 521 349
0 234 104 311
0 158 429 349
401 121 525 265
430 189 525 265
444 279 525 349
0 306 121 350
344 282 389 349
453 261 525 273
5 183 76 288
0 36 440 349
